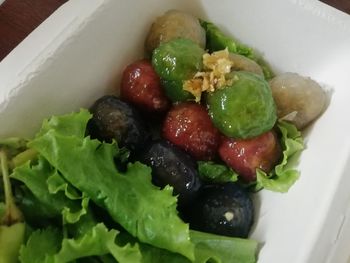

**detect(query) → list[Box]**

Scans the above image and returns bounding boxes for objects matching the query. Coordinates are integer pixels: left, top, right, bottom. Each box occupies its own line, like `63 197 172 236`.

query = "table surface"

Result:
0 0 349 61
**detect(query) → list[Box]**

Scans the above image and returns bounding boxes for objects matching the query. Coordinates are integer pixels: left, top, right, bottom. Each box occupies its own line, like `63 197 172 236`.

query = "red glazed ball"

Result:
218 130 282 182
162 102 221 160
120 59 170 112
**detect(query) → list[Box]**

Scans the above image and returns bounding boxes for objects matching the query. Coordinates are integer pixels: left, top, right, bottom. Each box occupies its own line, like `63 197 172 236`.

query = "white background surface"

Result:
0 0 350 262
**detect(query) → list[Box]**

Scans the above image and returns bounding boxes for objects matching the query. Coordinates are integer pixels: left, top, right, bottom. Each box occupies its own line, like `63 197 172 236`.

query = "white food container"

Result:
1 0 350 262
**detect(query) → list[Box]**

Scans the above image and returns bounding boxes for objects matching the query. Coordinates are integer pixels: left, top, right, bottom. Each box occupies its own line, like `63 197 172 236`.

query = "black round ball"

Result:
138 139 202 209
87 95 150 152
189 182 254 238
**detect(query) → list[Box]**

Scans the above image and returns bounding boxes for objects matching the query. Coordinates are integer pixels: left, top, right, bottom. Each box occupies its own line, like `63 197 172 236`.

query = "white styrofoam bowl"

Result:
1 0 350 262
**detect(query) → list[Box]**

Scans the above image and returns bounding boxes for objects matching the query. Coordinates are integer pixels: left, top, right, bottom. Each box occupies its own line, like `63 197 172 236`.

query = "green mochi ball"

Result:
152 38 204 102
207 71 277 139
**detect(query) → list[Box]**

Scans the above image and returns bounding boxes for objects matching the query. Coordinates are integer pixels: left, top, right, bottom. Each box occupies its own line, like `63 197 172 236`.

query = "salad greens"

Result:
197 162 238 183
0 149 26 263
255 121 304 192
13 157 90 225
198 120 304 193
138 230 257 263
1 109 258 263
28 110 194 259
200 20 274 80
0 10 310 263
19 223 142 263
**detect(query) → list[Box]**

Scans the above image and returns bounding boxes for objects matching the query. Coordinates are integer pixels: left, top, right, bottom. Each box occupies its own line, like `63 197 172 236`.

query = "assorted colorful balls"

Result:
89 9 324 239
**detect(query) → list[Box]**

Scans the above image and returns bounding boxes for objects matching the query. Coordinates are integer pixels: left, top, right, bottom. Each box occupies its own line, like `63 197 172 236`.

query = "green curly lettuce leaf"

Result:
12 157 89 224
13 109 258 262
255 121 304 192
197 161 238 183
200 20 253 58
27 109 194 260
19 223 141 263
139 230 258 263
19 227 62 263
190 230 257 263
200 20 274 80
36 109 90 138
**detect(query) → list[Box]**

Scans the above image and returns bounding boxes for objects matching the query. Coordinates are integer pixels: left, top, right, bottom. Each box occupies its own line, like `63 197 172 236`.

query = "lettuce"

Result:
19 223 141 263
19 224 257 263
197 161 238 183
139 230 257 263
255 121 304 192
200 20 274 80
0 223 26 263
19 227 62 263
190 230 257 263
197 121 303 193
12 157 89 224
27 109 194 260
10 109 259 262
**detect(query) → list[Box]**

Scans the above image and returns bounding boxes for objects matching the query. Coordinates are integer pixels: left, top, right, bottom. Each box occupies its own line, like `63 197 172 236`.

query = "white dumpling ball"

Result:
269 72 327 130
145 10 206 54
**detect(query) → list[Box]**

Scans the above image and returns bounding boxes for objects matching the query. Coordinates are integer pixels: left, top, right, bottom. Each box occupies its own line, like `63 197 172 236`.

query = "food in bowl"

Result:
0 9 327 263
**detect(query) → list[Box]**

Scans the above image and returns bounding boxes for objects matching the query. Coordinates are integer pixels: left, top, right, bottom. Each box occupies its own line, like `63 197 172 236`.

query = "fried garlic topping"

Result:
183 49 234 102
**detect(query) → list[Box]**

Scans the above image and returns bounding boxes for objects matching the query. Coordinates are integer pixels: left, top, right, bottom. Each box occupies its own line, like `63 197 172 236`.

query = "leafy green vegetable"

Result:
19 227 62 263
255 57 274 81
0 150 26 263
200 20 274 80
20 223 141 263
200 20 254 58
0 137 28 160
28 109 195 260
190 230 257 263
36 109 90 138
197 161 238 183
9 109 259 262
12 158 89 224
0 223 26 263
139 230 258 263
54 223 141 263
255 121 304 192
